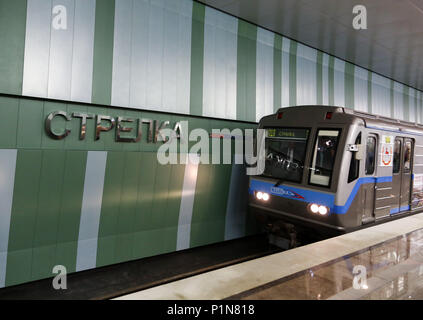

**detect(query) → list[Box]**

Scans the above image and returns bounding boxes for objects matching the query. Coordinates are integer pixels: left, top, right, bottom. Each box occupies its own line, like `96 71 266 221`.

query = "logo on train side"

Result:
270 187 305 199
380 135 394 167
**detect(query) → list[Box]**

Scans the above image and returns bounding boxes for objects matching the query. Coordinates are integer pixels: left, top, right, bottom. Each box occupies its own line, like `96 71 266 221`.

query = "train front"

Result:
248 106 351 238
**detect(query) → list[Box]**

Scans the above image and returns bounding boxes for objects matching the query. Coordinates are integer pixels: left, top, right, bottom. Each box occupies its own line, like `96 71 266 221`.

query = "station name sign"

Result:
45 111 183 143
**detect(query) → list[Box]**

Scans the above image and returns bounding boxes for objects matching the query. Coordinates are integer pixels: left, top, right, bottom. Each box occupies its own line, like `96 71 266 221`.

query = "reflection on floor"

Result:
115 214 423 300
232 229 423 300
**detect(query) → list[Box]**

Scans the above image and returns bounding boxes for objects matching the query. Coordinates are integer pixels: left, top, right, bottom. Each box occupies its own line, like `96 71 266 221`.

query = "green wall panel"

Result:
6 150 43 286
55 151 87 273
0 96 19 148
190 163 232 247
345 62 355 109
236 21 257 122
0 0 26 95
328 56 335 106
404 86 410 121
289 40 297 106
273 34 282 112
316 51 323 105
96 151 126 267
367 70 373 113
132 152 158 259
163 163 186 252
189 1 205 117
91 0 115 106
16 99 43 149
5 149 87 285
30 150 67 281
114 152 142 264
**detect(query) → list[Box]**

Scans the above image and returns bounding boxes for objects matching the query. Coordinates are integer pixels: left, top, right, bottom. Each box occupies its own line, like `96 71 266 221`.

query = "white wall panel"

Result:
48 0 75 100
296 44 317 106
354 66 368 112
333 58 345 107
202 7 238 119
409 88 416 122
371 73 390 116
112 0 192 113
22 0 52 97
394 82 405 120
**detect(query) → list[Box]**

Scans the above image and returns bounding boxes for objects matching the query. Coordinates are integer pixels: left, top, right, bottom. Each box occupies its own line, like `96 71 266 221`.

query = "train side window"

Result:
365 136 376 175
393 139 401 174
348 133 361 183
404 141 412 172
309 129 340 187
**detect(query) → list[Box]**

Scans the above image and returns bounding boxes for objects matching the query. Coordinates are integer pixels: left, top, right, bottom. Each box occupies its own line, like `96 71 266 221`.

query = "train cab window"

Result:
309 129 340 187
263 128 310 183
393 139 401 174
404 141 412 172
348 133 361 183
365 136 376 175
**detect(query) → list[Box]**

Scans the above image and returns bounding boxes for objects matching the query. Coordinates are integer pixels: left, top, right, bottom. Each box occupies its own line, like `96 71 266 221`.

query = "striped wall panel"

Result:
1 0 423 122
0 95 257 287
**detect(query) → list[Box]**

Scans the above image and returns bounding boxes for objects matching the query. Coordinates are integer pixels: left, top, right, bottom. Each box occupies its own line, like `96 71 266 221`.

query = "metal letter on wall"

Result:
154 120 170 143
142 118 154 143
72 113 93 140
45 111 71 140
116 117 141 142
95 115 116 140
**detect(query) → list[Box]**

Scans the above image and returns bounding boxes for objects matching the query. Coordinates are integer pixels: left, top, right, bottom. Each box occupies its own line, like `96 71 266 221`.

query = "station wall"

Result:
1 0 423 287
1 0 423 122
0 95 255 287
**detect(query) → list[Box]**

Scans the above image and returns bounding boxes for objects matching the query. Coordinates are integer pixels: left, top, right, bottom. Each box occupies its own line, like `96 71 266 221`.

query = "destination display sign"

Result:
266 128 309 140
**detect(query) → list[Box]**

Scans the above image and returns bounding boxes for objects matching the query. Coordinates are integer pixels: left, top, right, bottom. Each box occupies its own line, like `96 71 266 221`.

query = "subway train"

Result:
248 106 423 239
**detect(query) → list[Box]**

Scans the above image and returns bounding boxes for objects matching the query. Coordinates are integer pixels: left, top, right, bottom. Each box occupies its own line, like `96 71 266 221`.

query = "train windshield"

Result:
309 129 341 187
263 128 309 183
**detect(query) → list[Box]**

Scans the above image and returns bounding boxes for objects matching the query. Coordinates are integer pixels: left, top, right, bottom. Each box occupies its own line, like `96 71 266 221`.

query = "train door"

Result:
363 134 377 221
391 137 413 214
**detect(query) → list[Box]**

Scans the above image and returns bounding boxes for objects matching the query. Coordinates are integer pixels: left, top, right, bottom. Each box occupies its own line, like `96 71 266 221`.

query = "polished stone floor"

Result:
232 229 423 300
116 214 423 300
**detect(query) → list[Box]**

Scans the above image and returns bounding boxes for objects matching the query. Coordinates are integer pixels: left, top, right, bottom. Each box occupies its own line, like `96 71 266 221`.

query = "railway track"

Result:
0 234 281 300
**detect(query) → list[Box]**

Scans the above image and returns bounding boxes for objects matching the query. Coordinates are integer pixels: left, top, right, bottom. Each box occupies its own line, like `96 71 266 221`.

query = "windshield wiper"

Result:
274 178 284 187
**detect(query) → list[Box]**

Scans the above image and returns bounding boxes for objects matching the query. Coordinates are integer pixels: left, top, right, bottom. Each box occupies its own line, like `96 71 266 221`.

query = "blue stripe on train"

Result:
250 176 393 215
390 206 410 215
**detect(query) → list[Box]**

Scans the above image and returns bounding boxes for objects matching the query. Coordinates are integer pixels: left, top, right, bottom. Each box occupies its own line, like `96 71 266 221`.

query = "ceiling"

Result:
198 0 423 91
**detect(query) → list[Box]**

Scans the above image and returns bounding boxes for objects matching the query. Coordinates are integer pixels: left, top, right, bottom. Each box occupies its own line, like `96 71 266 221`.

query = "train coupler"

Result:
266 222 298 249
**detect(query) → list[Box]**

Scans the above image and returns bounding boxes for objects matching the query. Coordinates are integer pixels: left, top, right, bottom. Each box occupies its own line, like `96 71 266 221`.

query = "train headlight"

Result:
309 203 329 215
255 192 269 201
318 206 328 215
310 204 319 214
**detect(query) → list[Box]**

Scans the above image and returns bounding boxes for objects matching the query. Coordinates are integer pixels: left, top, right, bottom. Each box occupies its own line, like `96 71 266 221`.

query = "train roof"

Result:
273 105 423 135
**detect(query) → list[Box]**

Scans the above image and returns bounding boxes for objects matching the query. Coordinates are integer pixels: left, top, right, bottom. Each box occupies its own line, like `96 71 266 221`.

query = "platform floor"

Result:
115 212 423 300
